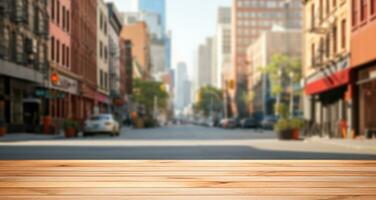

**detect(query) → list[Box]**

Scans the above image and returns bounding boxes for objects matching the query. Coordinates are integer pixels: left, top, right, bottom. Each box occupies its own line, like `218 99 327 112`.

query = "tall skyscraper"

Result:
216 7 232 88
197 38 214 88
135 0 166 36
175 62 190 111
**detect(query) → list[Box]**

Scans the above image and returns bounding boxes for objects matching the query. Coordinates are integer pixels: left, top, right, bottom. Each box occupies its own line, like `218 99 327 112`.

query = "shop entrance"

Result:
319 86 347 138
23 99 41 133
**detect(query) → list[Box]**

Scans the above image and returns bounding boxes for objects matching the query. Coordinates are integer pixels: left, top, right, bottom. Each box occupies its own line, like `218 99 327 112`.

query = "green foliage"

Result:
275 103 289 119
290 118 305 129
196 86 223 117
62 119 79 130
261 54 302 96
132 78 169 113
274 118 305 132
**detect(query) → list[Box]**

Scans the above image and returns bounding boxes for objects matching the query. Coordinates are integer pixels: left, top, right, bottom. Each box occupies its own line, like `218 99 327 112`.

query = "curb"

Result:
306 138 376 152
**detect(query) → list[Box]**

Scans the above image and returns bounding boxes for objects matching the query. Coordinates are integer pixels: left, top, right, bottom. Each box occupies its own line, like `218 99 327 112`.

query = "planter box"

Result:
64 128 77 138
0 127 6 137
277 129 294 140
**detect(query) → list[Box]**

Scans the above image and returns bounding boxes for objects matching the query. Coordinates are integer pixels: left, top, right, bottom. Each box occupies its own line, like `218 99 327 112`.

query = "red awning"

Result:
305 68 351 95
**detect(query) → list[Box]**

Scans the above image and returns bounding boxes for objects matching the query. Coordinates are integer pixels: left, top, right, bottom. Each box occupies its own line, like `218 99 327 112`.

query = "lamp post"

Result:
289 71 294 118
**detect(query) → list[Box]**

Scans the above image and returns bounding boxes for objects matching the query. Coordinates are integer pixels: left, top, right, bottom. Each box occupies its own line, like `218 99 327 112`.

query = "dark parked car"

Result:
240 117 261 129
261 116 279 130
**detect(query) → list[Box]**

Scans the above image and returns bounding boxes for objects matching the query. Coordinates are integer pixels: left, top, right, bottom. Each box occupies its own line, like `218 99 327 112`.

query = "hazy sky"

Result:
107 0 231 79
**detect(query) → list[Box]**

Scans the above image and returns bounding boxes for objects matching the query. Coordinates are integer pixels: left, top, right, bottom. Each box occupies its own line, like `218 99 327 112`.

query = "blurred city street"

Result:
1 125 375 160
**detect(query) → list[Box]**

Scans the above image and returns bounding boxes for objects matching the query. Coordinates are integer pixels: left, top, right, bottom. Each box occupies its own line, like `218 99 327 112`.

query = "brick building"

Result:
120 22 151 80
351 0 376 136
48 0 79 130
71 0 97 121
0 0 49 132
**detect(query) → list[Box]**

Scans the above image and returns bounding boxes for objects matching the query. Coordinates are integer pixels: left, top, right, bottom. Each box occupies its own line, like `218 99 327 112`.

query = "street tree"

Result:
260 54 302 116
194 86 224 117
132 78 169 116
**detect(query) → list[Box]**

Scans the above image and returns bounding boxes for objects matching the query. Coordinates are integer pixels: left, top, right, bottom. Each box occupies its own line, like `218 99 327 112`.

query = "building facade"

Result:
175 62 190 111
351 0 376 136
247 28 302 117
96 0 110 113
120 22 151 80
303 0 352 138
197 37 214 88
231 0 301 116
0 0 49 132
48 0 79 131
216 7 232 89
71 0 97 121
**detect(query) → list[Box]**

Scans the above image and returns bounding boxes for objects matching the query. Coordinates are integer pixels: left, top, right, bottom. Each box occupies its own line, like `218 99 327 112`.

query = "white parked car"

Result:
83 114 120 137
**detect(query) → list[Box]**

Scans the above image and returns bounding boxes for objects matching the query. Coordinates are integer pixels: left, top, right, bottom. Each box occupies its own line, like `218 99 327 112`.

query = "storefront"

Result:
305 56 352 138
0 76 43 133
40 72 79 133
356 64 376 136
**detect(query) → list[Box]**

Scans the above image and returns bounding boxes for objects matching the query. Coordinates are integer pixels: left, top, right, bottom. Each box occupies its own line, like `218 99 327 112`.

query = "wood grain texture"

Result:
0 161 375 199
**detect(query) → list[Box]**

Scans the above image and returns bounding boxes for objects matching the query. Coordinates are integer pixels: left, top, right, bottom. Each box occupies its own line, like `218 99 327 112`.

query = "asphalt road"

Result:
0 125 375 160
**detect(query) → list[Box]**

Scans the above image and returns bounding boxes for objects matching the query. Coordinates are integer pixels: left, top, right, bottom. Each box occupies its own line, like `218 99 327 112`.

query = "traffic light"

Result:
51 72 60 85
227 80 235 90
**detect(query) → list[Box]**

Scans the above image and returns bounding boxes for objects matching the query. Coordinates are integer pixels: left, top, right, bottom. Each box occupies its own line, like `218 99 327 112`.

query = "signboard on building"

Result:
49 73 78 95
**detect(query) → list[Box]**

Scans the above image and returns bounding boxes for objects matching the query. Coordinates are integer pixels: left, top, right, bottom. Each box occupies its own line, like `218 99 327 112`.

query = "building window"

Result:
371 0 376 15
333 24 337 55
326 34 330 58
352 0 358 26
66 11 70 32
51 0 55 20
66 47 70 68
319 0 323 22
62 44 65 66
341 19 346 50
56 0 60 25
100 41 103 58
326 0 330 15
62 6 66 30
311 3 315 29
311 43 316 67
51 37 55 61
100 70 104 89
360 0 368 22
56 40 60 63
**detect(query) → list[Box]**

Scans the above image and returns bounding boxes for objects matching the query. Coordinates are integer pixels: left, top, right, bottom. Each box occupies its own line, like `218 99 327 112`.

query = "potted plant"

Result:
63 119 79 138
274 119 293 140
0 119 6 137
290 118 305 140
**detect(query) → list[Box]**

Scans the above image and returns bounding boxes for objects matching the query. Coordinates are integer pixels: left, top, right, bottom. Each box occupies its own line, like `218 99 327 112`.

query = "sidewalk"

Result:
0 133 64 142
306 136 376 152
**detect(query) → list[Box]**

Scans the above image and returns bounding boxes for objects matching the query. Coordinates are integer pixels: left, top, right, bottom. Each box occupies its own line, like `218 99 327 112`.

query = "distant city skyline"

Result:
106 0 230 80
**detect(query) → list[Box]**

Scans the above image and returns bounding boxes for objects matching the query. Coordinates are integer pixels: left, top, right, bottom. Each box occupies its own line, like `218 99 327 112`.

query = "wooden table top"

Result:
0 160 375 199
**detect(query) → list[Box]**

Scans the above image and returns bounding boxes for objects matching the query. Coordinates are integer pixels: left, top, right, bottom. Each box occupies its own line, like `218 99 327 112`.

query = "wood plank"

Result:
2 171 376 177
1 160 375 167
2 166 376 172
0 181 375 188
0 187 376 196
0 161 375 198
1 176 375 182
1 196 376 200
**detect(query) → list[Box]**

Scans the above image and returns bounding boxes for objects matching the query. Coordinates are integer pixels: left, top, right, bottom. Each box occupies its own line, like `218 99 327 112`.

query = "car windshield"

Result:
90 116 110 121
